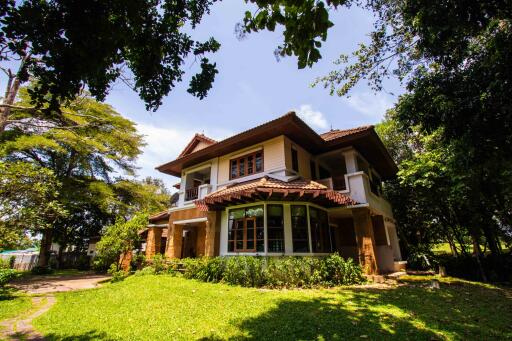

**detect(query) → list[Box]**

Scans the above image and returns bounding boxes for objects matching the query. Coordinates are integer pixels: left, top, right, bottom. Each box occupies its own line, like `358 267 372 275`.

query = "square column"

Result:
145 227 162 259
204 212 217 257
352 207 379 274
165 223 183 259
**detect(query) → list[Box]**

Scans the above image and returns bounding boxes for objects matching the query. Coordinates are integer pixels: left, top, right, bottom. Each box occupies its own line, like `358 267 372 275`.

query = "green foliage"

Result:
180 254 365 288
0 268 20 286
94 213 148 271
107 263 128 283
150 254 167 274
240 1 347 69
0 160 66 234
0 0 220 112
31 266 54 275
1 88 169 267
134 266 156 277
320 253 365 286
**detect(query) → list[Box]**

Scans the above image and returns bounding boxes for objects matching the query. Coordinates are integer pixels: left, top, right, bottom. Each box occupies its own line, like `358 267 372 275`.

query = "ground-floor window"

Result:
226 203 332 254
228 205 264 252
267 205 284 252
291 205 310 252
309 207 334 253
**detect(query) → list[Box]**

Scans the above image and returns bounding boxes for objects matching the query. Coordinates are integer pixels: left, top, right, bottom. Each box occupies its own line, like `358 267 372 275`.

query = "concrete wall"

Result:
283 136 312 178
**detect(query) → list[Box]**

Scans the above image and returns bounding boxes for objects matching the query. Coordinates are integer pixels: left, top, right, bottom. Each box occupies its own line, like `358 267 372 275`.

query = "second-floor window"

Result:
291 148 299 172
229 151 263 180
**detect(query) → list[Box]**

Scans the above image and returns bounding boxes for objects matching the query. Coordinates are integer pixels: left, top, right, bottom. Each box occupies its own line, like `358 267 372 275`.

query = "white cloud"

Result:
343 92 395 120
295 104 329 130
133 123 232 187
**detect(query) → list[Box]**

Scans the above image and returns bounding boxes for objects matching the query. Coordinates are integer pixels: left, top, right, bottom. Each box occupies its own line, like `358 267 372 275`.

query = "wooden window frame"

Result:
233 217 257 252
229 150 264 180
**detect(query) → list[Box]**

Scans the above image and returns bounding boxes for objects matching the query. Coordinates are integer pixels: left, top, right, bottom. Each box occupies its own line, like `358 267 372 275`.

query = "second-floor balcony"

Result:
185 183 213 201
185 187 199 201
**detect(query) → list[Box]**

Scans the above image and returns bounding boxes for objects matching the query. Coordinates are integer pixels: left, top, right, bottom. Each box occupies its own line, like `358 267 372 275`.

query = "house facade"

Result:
144 112 403 274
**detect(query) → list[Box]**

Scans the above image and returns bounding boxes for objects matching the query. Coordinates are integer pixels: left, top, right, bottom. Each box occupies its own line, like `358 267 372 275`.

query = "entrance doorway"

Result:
181 227 198 258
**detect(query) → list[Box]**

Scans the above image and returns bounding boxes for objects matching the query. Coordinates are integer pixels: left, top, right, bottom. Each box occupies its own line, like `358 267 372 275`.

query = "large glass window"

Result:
267 205 284 252
228 205 264 252
291 205 310 252
310 207 333 253
229 151 263 180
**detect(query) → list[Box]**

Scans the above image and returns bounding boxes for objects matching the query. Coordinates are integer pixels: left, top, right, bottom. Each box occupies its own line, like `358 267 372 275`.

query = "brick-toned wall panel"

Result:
352 207 379 275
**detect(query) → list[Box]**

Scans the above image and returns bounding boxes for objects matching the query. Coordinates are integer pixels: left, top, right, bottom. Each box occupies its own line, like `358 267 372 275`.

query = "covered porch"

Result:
143 208 220 260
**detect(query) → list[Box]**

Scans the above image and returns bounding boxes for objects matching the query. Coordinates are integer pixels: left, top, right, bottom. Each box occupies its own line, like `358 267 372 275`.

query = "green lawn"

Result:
0 287 32 322
32 275 512 341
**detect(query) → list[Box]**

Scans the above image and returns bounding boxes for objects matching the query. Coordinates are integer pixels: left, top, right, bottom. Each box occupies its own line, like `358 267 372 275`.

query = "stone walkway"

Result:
0 273 110 341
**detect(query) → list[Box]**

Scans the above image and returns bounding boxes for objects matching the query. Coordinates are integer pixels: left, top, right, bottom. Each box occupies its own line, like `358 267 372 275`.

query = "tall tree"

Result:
0 161 67 266
243 1 512 265
1 87 169 267
0 0 220 132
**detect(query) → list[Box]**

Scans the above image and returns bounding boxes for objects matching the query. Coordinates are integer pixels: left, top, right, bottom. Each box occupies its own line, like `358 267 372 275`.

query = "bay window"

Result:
228 205 264 252
267 205 284 252
226 204 331 254
309 207 333 253
291 205 310 252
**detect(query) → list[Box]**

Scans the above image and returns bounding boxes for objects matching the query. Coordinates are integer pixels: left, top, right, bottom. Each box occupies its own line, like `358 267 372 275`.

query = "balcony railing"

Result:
185 187 199 201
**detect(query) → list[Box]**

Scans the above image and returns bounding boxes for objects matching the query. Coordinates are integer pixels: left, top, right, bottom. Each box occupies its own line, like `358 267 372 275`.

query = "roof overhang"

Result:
156 112 398 179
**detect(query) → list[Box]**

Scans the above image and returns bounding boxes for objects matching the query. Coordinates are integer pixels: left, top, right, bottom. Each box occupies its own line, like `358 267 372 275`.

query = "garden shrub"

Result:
31 265 54 275
8 256 15 269
134 266 156 276
151 254 167 274
406 245 438 270
179 254 365 288
0 268 19 286
437 253 512 282
320 253 365 286
108 263 128 282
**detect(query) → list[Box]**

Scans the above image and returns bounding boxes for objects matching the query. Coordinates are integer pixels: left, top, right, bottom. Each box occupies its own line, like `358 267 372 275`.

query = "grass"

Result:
432 242 511 255
33 275 512 341
0 287 32 322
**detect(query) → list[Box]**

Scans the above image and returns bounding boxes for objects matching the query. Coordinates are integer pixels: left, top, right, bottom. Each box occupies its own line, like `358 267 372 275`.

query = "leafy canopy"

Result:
0 0 220 111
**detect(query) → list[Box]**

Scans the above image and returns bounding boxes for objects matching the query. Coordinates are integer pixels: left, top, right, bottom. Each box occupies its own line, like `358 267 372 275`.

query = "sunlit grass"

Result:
0 287 32 322
33 275 512 340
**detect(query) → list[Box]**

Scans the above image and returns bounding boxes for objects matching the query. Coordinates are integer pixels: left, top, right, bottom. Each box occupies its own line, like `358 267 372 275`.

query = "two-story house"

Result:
143 112 403 274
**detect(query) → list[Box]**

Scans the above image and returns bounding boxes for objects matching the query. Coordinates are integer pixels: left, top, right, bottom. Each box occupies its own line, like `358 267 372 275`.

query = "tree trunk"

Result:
0 54 30 133
471 233 487 282
57 243 66 269
38 229 54 268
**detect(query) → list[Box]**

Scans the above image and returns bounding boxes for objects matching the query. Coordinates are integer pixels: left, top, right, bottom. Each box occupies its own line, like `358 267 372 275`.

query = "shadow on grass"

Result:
202 280 511 340
0 287 21 301
40 330 115 341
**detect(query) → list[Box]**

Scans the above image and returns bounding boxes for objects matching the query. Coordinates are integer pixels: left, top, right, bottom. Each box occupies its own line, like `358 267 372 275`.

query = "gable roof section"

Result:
156 112 398 179
195 176 357 211
178 133 217 158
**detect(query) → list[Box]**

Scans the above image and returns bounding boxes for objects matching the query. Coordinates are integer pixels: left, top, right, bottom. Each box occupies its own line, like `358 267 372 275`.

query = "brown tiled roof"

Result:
157 111 398 179
178 133 217 158
149 210 169 222
195 176 357 211
320 126 373 141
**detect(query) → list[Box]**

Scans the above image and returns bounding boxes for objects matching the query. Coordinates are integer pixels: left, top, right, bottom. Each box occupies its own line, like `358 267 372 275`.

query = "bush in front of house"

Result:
0 268 20 286
176 254 365 288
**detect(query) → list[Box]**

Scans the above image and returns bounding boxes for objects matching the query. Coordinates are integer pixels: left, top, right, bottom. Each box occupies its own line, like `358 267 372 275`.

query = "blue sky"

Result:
105 3 404 187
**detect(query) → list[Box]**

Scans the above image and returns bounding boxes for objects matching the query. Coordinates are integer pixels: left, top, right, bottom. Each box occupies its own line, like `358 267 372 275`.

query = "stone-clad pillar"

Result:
165 222 183 258
204 212 217 257
145 227 162 259
352 207 379 274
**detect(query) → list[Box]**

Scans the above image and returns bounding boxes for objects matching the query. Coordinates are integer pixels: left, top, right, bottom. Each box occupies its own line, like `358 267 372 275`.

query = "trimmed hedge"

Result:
164 254 365 288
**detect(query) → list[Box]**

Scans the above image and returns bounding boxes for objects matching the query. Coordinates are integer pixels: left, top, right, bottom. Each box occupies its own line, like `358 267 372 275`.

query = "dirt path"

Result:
0 273 110 341
0 295 55 341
